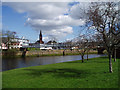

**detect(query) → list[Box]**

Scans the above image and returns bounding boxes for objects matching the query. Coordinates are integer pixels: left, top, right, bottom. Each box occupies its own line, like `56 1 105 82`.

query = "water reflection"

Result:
2 54 106 71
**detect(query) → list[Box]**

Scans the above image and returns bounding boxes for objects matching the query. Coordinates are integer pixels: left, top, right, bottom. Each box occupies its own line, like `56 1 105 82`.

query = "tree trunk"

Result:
87 51 88 61
108 52 113 73
81 55 84 63
114 48 116 62
63 50 65 56
7 43 10 49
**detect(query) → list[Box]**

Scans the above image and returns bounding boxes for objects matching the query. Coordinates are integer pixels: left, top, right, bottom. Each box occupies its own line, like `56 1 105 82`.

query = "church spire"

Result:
36 30 44 44
39 30 44 44
40 30 42 37
40 30 42 41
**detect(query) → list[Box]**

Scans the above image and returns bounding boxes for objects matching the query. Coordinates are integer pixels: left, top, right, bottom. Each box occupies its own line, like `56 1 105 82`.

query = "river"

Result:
2 54 106 71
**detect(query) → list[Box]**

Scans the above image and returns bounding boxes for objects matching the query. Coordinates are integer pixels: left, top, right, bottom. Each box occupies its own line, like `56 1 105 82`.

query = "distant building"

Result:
28 30 72 50
35 30 44 44
46 40 57 45
0 37 29 49
0 43 7 49
0 37 8 49
10 37 29 49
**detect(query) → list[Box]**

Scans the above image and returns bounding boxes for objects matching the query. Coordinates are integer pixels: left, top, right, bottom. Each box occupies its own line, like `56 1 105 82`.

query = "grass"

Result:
2 57 118 88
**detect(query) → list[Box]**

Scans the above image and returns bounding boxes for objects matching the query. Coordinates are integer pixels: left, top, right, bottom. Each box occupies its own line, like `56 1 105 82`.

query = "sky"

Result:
2 2 89 43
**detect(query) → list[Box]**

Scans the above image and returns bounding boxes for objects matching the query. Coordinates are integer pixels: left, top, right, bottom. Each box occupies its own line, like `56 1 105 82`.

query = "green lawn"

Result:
2 57 118 88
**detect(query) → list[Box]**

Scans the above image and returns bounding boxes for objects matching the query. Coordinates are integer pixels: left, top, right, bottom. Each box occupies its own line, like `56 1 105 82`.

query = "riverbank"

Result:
2 49 98 58
2 57 118 88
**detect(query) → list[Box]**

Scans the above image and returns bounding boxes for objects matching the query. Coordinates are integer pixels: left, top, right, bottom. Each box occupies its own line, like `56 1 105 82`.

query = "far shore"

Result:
2 49 98 58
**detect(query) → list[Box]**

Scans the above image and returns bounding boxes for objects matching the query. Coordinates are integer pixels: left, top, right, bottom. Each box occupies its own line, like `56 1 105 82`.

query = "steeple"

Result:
40 30 42 41
38 30 44 44
35 30 44 44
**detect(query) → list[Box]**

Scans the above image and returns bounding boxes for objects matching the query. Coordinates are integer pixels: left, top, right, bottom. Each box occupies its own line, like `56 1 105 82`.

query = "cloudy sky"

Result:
2 2 88 43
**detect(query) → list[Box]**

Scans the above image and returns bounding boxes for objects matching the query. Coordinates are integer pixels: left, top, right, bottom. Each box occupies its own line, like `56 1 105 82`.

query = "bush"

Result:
3 49 19 57
27 48 40 51
103 50 108 54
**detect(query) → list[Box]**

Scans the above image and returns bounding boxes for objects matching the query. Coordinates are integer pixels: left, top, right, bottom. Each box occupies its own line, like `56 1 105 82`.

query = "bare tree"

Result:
114 45 117 62
86 39 94 61
78 25 96 61
64 40 73 50
86 2 120 73
48 35 58 49
2 30 17 49
76 35 89 63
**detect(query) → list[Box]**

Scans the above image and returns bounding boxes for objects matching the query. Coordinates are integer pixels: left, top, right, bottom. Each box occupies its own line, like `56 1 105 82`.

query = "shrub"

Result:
27 48 40 51
103 50 108 54
3 49 19 57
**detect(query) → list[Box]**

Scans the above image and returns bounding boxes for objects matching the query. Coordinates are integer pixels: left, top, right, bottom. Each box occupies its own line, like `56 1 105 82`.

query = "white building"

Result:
28 43 69 50
29 43 53 50
9 37 29 49
0 43 8 49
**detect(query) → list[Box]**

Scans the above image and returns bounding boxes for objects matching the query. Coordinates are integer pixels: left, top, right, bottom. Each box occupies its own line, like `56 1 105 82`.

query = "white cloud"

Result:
43 36 49 42
69 2 90 19
26 15 85 30
4 2 69 19
43 26 73 41
3 2 87 41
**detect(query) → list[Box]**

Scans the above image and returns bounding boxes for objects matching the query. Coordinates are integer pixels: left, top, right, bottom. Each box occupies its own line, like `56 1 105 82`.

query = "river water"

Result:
2 54 105 71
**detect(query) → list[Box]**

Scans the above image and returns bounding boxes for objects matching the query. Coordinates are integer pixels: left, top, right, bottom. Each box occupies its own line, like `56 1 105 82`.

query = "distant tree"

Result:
86 38 95 61
76 35 89 63
47 40 57 44
2 30 17 49
77 24 96 61
48 35 58 49
64 40 73 50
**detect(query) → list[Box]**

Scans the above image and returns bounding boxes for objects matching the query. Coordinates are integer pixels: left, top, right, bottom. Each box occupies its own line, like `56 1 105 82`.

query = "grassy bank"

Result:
2 57 118 88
